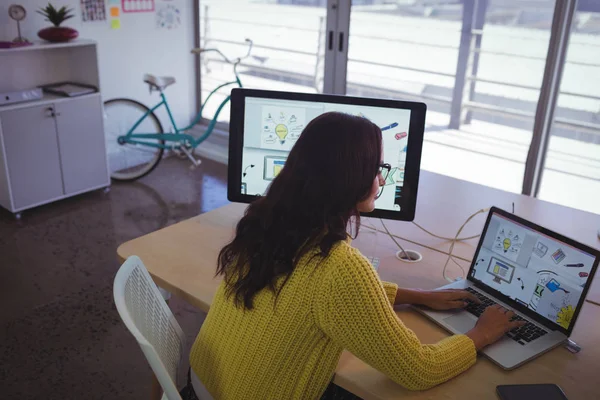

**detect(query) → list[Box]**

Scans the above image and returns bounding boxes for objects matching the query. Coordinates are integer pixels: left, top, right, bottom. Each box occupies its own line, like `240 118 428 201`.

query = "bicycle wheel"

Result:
103 98 165 181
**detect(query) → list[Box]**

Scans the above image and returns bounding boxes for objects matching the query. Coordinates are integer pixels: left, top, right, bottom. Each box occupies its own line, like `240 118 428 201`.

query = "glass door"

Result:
343 0 559 194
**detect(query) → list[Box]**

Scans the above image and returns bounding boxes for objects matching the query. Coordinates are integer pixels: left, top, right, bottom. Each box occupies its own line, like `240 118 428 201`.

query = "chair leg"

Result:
151 372 163 400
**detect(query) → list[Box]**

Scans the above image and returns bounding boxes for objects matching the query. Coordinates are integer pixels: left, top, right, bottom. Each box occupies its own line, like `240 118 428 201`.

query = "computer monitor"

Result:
227 88 426 221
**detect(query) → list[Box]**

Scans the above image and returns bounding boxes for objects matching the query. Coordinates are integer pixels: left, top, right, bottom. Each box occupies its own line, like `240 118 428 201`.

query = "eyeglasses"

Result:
377 163 391 182
375 163 391 199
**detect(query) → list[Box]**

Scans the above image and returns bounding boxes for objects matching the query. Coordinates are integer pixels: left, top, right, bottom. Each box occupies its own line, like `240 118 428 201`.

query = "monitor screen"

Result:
227 89 426 221
470 210 599 333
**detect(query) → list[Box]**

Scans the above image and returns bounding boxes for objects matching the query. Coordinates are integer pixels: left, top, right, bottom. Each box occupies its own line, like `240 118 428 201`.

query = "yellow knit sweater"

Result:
189 240 477 399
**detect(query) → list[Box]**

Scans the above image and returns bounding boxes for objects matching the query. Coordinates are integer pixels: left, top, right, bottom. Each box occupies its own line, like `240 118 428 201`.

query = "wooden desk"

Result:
117 172 600 399
338 233 600 400
387 172 600 262
380 171 600 305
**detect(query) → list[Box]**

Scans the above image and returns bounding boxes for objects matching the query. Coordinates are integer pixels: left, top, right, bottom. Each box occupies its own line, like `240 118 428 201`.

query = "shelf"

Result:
0 39 97 54
0 92 102 112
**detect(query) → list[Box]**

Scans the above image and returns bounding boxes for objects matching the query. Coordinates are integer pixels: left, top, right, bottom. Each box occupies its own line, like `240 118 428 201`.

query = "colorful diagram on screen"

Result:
551 248 567 264
533 240 549 258
487 257 515 284
261 107 305 151
529 270 577 329
394 132 407 140
557 305 574 329
529 270 556 310
493 225 524 261
263 156 286 181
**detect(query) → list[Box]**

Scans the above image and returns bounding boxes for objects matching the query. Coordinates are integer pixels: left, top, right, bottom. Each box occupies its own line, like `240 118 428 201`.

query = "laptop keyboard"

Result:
464 287 548 346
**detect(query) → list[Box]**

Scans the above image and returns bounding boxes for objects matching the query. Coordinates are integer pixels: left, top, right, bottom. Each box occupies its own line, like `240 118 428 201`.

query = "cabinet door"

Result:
55 95 109 195
0 105 64 209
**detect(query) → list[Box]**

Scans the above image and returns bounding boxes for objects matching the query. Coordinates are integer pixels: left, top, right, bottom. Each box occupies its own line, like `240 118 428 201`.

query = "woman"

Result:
184 112 524 400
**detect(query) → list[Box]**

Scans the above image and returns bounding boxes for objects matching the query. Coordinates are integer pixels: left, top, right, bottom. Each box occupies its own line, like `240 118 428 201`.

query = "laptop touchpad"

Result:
443 313 477 333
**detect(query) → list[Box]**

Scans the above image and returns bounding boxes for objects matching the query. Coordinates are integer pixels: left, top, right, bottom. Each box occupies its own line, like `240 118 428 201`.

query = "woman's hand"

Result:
417 289 481 311
466 304 527 350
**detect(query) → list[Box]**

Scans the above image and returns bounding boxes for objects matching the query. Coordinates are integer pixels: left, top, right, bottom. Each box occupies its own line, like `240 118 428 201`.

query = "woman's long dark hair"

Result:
217 112 382 309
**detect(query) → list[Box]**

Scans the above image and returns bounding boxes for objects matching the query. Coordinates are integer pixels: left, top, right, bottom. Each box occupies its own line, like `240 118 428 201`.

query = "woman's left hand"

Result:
418 289 481 311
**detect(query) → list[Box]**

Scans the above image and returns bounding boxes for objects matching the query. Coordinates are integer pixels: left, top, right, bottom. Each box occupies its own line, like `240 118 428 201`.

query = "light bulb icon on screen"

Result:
275 124 288 144
503 238 511 252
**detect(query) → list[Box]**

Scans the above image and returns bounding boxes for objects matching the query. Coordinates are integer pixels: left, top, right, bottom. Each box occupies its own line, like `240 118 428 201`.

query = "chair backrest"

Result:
113 255 185 400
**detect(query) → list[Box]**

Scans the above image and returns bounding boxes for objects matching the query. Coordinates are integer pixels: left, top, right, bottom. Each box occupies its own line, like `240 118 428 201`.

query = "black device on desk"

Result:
227 88 426 221
497 384 568 400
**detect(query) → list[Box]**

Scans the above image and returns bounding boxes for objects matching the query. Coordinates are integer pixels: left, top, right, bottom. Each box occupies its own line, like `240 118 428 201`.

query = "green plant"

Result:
37 3 74 27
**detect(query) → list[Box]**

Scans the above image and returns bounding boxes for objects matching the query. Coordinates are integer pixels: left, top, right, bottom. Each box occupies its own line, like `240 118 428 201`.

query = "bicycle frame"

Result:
119 76 242 150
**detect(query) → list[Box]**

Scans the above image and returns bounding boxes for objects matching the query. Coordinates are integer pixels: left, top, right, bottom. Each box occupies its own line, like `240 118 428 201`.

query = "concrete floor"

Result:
0 157 229 399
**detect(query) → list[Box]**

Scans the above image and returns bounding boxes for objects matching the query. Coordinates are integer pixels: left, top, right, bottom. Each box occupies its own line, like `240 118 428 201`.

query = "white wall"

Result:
0 0 196 128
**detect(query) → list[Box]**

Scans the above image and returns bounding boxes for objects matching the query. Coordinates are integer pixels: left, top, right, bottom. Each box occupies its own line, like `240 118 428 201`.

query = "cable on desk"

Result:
449 256 466 276
586 298 600 307
443 208 490 282
411 221 480 241
380 218 411 261
362 221 467 264
361 220 422 263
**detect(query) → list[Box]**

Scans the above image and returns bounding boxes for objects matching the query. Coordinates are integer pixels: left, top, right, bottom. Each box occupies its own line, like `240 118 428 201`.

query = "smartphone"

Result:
497 384 568 400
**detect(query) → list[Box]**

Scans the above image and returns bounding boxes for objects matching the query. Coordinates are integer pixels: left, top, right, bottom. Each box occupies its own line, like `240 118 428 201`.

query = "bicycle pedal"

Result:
189 159 202 169
179 145 202 167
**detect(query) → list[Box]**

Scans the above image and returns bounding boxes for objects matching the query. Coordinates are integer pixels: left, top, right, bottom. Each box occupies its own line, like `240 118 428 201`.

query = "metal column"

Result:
464 0 489 125
449 0 477 129
522 0 578 196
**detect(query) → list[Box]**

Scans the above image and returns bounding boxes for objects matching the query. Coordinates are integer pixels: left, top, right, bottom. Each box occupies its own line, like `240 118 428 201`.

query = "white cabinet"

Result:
0 94 110 214
0 40 109 216
0 104 64 208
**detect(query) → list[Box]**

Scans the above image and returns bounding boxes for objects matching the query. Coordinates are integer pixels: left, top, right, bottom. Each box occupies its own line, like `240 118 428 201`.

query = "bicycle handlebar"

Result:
191 38 253 65
242 38 253 60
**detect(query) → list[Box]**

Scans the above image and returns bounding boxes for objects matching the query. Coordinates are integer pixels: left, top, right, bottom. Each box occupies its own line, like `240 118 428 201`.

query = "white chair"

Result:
113 255 187 400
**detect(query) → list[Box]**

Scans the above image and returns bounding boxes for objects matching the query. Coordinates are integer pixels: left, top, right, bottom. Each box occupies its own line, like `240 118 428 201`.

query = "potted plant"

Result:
37 3 78 42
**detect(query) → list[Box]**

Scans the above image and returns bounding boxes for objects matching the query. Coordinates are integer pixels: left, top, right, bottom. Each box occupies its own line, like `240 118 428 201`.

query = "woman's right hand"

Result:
466 304 527 350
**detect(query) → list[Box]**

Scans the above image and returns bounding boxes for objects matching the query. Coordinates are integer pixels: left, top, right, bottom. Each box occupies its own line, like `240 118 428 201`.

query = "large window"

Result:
346 0 556 194
196 0 600 216
538 8 600 215
198 0 327 123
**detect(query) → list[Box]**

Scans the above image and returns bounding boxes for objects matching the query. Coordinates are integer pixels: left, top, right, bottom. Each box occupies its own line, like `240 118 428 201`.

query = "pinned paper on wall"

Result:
81 0 107 21
108 0 121 30
156 0 181 30
122 0 155 13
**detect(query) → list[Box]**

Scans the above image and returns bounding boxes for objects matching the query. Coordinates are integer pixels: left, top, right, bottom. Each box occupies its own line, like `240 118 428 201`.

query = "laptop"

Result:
414 206 600 370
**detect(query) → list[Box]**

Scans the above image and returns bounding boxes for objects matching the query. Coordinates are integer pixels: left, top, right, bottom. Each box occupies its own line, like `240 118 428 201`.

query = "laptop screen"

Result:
469 212 597 331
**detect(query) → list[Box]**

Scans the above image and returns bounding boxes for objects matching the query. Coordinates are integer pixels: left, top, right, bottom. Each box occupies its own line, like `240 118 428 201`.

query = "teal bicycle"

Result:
103 39 254 181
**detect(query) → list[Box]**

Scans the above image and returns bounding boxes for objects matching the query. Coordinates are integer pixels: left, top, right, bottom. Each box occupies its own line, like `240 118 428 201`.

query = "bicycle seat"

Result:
143 74 176 90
